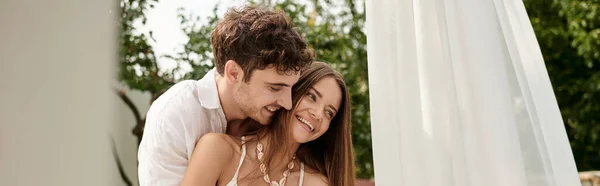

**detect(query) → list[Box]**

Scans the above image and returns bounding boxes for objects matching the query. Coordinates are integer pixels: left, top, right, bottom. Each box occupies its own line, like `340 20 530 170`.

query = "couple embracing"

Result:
138 5 355 186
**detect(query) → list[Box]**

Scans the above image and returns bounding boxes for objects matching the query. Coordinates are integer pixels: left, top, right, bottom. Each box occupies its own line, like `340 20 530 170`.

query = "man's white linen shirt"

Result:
137 68 227 186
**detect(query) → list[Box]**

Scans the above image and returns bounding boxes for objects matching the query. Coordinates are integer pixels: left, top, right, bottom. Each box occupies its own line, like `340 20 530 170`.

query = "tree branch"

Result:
132 118 145 146
115 88 146 146
115 88 142 124
111 135 133 186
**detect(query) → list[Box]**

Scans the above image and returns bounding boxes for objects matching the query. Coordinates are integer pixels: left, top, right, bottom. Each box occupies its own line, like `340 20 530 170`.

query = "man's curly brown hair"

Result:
211 5 315 82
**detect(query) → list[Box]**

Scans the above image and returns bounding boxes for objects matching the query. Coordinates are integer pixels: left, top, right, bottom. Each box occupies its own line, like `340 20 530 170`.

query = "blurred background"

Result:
110 0 598 185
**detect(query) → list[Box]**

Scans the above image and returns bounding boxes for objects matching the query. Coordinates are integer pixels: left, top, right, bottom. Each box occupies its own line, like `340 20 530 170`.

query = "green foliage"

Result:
119 0 175 98
169 5 220 81
524 0 600 171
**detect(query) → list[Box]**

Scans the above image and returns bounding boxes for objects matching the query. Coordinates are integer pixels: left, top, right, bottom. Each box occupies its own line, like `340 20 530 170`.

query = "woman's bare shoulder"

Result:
193 133 245 160
182 133 242 185
197 132 244 149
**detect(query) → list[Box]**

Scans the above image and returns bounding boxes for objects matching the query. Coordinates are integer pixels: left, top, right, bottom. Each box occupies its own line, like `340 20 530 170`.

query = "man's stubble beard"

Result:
233 82 268 124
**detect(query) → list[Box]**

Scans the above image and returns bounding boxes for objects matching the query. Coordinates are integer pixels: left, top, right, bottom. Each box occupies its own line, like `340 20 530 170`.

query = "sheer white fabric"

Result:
365 0 581 186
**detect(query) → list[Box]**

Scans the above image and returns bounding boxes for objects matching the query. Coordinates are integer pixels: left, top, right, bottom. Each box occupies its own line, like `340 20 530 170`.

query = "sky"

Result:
141 0 247 77
138 0 316 79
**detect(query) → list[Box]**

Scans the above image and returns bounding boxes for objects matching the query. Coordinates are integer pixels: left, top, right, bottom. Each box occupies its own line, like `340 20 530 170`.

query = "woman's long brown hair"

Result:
243 61 355 186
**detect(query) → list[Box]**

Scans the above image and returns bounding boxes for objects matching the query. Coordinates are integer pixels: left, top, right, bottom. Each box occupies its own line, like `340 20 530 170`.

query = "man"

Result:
137 5 315 186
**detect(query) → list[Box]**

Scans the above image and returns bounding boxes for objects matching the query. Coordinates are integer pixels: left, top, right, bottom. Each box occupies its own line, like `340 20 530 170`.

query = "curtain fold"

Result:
365 0 581 185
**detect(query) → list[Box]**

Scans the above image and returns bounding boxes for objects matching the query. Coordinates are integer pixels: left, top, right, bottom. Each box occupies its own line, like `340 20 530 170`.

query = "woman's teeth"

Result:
297 116 314 132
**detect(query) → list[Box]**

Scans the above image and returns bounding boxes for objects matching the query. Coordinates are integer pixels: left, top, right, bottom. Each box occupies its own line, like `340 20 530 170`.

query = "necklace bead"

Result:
256 141 295 186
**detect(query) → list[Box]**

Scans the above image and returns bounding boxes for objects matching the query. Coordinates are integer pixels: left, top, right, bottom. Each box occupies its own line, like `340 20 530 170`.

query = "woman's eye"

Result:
307 92 317 101
326 110 334 118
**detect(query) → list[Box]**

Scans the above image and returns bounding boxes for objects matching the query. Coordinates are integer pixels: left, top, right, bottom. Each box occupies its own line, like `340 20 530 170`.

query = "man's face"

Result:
233 66 300 125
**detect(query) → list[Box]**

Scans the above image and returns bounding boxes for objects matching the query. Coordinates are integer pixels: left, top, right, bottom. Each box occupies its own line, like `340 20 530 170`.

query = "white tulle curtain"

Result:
365 0 581 186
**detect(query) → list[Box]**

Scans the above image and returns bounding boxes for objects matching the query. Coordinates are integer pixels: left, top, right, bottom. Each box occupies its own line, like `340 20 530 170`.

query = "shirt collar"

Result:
196 68 222 109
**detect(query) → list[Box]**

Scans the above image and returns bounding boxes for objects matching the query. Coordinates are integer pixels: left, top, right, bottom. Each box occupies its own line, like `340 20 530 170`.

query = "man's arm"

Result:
180 133 233 186
138 114 187 186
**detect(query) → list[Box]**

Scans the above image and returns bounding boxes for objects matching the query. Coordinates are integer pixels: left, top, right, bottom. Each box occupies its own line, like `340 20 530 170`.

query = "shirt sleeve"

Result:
137 111 188 186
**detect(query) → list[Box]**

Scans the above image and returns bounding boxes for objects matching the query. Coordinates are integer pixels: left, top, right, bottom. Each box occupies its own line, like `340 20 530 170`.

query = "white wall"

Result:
0 0 118 185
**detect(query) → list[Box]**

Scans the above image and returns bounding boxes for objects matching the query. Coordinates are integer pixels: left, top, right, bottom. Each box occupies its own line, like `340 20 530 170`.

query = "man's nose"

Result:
278 89 293 110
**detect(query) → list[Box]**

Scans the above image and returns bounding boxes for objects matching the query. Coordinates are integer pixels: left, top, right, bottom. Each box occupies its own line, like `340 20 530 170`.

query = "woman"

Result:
180 62 355 186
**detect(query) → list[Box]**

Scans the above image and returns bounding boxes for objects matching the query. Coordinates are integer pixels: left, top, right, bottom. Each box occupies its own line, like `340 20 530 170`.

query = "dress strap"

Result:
298 162 305 186
231 136 247 179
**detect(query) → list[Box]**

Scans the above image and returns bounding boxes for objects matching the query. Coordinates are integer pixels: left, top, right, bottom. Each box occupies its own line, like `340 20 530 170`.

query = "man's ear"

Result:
223 60 244 84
